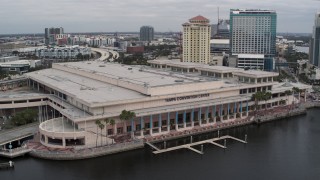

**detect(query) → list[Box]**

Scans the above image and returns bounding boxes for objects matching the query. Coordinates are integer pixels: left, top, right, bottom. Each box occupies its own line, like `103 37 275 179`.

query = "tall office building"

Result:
211 19 230 39
182 15 211 64
44 27 64 45
230 9 277 71
311 13 320 67
140 26 154 42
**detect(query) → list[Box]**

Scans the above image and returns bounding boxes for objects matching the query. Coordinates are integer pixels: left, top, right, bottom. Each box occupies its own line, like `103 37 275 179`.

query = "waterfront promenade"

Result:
22 102 320 160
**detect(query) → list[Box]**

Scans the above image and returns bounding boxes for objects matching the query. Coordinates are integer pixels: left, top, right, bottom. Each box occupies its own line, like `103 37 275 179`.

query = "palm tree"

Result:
284 90 292 105
95 120 101 147
104 118 110 136
99 123 105 146
263 92 272 109
292 87 300 101
252 91 265 113
119 110 136 135
110 118 115 133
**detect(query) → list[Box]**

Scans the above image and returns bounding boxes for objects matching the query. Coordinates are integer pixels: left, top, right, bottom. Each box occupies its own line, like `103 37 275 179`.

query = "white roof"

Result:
235 54 265 59
233 70 279 78
197 66 242 73
27 68 146 105
210 39 230 44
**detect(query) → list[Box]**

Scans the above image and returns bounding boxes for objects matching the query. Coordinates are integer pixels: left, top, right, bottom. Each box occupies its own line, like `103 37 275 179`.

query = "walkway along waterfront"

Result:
23 102 320 160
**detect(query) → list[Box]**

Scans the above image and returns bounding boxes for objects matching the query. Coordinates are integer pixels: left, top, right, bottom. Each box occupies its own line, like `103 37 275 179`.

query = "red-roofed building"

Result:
182 16 211 64
189 15 210 23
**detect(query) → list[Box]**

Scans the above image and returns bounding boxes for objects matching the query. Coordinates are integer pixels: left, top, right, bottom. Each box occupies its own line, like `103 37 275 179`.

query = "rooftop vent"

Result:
99 65 106 67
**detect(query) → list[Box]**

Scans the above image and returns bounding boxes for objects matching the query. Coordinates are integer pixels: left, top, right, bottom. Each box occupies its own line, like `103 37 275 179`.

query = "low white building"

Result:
35 46 91 59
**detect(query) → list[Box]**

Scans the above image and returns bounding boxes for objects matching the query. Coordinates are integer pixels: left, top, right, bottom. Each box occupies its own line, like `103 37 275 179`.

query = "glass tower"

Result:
230 9 277 71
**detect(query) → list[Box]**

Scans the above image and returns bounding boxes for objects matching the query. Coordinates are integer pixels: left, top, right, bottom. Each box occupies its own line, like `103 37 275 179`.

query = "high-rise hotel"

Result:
310 13 320 67
230 9 277 71
140 26 154 42
182 15 211 64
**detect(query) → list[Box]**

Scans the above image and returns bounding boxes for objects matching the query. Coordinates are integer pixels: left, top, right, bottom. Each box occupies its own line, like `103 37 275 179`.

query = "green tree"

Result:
98 123 105 146
252 91 265 112
11 109 38 126
95 120 101 147
285 90 292 105
119 110 136 135
263 92 272 109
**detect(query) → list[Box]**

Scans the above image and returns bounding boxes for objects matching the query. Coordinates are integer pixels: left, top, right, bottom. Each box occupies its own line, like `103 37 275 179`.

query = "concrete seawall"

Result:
29 140 144 160
28 103 320 160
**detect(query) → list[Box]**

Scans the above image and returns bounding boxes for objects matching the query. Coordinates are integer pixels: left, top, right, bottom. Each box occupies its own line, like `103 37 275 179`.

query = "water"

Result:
1 109 320 180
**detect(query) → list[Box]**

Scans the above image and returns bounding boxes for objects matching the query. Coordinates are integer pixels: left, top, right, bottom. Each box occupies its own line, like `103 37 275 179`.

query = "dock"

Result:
0 146 32 158
147 135 247 155
0 161 14 169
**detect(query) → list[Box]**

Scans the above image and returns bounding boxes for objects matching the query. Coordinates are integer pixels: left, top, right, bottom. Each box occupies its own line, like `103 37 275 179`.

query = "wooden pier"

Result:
147 135 247 155
0 161 14 169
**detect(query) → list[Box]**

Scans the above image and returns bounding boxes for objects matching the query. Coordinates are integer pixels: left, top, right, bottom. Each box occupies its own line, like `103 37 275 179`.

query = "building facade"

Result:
35 46 91 59
44 27 65 45
311 13 320 67
230 9 277 71
6 60 308 149
182 15 211 64
140 26 154 42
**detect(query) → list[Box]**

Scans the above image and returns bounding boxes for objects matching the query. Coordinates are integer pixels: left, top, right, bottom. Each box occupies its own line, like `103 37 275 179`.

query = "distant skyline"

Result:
0 0 319 34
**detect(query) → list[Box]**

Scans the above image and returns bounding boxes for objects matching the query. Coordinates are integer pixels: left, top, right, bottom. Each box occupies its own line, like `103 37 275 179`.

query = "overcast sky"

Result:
0 0 319 34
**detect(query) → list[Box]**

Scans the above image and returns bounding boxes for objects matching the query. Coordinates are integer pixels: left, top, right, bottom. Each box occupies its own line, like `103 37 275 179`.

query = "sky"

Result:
0 0 319 34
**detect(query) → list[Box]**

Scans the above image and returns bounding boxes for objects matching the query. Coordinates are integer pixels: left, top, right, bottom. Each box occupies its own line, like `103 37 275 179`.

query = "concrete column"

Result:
240 101 243 118
199 107 202 126
114 123 117 135
246 101 249 116
304 90 307 102
131 118 135 132
158 114 162 133
150 115 153 135
140 117 144 137
227 103 230 120
191 108 194 127
45 136 48 144
206 106 209 124
220 104 223 121
62 137 66 147
213 105 216 123
167 112 170 132
37 83 40 91
183 110 186 128
175 111 179 130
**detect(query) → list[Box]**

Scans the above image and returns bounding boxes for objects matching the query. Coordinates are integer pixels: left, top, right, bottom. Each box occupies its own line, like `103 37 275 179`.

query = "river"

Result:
1 109 320 180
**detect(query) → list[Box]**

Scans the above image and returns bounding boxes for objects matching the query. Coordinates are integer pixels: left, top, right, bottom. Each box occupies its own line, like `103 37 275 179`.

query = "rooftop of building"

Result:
233 70 279 78
189 15 209 22
210 39 230 44
231 9 276 14
26 67 146 104
0 91 46 100
25 60 282 106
